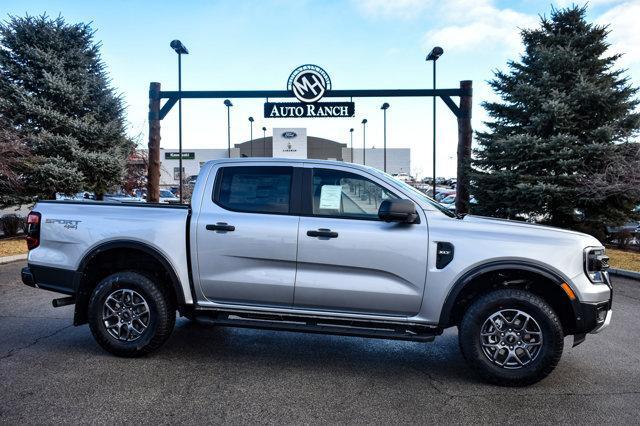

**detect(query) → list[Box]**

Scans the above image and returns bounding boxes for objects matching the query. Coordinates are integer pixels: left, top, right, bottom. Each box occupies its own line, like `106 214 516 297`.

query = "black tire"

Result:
459 289 564 386
88 271 176 357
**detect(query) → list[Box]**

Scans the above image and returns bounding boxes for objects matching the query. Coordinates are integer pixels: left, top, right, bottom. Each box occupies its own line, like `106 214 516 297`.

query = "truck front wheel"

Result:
88 271 176 357
458 289 564 386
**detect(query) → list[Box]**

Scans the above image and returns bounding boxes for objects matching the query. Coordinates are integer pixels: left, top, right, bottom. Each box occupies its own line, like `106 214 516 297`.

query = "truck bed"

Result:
27 200 191 302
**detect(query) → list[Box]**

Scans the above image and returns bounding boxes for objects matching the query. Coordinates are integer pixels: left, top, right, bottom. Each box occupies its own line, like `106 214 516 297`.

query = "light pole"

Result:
361 119 368 165
426 46 443 197
224 99 233 158
170 39 188 203
248 116 254 157
349 128 354 163
380 103 389 173
262 126 267 156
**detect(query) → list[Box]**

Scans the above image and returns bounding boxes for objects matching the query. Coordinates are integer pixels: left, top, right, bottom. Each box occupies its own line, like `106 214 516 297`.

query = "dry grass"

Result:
0 238 27 257
607 248 640 272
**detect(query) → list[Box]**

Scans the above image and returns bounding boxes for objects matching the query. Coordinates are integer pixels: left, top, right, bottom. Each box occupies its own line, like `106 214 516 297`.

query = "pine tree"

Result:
473 6 640 238
0 14 133 205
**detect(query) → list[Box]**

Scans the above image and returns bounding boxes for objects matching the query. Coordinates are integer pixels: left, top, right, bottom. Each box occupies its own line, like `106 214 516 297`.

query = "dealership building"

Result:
154 128 410 187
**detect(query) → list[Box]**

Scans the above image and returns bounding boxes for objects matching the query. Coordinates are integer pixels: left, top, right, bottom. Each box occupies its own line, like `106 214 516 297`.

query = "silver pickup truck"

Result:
21 158 612 386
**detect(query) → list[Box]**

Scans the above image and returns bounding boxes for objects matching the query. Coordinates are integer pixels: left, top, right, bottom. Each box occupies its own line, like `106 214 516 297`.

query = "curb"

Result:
609 268 640 281
0 253 27 265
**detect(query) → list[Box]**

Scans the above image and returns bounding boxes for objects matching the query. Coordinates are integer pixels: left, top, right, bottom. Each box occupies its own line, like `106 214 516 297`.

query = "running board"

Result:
193 310 439 343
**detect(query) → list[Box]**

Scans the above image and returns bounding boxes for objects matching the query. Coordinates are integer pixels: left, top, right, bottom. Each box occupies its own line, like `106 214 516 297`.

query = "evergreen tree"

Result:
0 14 133 205
473 6 640 238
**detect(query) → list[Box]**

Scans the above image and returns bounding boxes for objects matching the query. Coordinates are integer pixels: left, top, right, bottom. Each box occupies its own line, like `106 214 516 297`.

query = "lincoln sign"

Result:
264 64 355 118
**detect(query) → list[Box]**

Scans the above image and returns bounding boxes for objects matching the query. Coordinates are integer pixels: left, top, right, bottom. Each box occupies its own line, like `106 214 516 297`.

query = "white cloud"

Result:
422 2 538 56
354 0 537 56
597 1 640 67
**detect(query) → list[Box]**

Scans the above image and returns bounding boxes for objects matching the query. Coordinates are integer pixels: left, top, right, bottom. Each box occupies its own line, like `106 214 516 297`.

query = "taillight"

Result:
26 211 41 250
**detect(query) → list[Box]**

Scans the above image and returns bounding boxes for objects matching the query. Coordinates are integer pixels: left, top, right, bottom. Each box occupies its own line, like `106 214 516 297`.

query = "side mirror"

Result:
378 199 418 223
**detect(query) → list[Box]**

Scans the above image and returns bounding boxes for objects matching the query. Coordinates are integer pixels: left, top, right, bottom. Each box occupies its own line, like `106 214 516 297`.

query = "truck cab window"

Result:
311 168 398 219
215 166 293 214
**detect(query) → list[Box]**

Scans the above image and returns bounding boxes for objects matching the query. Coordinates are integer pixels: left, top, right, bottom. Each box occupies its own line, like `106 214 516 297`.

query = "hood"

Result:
461 215 602 246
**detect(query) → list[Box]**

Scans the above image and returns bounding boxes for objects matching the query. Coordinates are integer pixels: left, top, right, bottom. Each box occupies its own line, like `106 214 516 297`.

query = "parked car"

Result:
434 190 455 202
435 177 448 185
22 158 612 386
159 189 180 204
57 191 142 202
440 194 456 205
133 189 147 200
104 192 143 203
56 192 94 201
440 194 477 211
134 188 182 204
392 172 413 183
605 221 640 247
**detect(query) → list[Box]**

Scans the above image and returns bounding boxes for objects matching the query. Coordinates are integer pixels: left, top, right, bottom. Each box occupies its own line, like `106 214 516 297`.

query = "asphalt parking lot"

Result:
1 261 639 424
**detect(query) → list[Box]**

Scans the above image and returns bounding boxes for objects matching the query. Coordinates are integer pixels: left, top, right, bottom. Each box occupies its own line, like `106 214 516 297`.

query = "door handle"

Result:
307 228 338 238
206 222 235 232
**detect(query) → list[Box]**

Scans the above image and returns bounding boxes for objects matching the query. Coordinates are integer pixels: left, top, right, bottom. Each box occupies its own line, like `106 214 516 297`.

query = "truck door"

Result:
294 167 428 316
195 164 301 307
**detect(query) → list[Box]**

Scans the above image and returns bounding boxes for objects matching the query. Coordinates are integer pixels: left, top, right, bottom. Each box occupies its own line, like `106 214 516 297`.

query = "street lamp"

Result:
170 39 188 203
248 116 254 157
361 119 368 165
262 126 267 156
349 128 354 163
380 103 390 173
426 46 443 197
224 99 233 158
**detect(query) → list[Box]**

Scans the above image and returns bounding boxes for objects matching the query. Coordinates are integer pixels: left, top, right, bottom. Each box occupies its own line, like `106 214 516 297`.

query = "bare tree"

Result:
0 123 29 207
122 146 148 195
578 143 640 203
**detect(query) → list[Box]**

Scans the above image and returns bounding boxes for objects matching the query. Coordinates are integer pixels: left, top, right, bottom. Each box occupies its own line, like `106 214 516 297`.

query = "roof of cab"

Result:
204 157 381 173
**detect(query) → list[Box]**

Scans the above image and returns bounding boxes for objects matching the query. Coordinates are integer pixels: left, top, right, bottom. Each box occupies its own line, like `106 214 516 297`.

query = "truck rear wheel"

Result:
458 289 564 386
88 271 175 357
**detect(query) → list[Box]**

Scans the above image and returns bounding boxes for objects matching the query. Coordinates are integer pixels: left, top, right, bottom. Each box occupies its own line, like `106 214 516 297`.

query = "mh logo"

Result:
287 65 331 104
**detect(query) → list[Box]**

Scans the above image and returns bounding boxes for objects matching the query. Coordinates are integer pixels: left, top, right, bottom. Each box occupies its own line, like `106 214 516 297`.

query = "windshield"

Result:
370 169 456 218
160 190 175 197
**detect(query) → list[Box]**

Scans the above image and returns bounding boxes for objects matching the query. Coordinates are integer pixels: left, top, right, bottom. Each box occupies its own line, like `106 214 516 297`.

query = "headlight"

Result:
584 247 609 283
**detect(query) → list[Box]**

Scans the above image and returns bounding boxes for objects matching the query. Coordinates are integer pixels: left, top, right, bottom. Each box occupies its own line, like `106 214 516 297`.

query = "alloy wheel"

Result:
480 309 543 369
102 289 150 342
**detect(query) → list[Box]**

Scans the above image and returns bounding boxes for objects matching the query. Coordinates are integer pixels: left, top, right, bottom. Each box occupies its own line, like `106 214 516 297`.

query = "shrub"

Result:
1 214 24 237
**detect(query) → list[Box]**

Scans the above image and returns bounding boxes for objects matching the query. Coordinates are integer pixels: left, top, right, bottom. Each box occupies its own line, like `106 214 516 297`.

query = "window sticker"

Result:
319 185 343 209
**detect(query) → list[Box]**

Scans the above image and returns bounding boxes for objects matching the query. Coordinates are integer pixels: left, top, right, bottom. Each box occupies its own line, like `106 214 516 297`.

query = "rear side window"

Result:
215 166 292 214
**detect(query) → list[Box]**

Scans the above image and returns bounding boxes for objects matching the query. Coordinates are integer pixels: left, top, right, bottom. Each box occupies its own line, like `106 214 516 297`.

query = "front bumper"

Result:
578 300 612 334
590 309 612 334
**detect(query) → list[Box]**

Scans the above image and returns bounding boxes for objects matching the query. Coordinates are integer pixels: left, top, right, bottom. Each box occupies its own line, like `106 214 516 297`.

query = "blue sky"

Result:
3 0 639 177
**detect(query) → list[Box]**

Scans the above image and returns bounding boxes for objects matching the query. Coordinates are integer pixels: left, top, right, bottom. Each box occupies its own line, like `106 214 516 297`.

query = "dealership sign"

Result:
265 102 354 118
264 65 355 118
165 152 195 160
272 128 307 159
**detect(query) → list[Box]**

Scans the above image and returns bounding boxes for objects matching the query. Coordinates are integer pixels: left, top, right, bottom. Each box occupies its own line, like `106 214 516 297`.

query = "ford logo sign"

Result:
282 131 297 139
